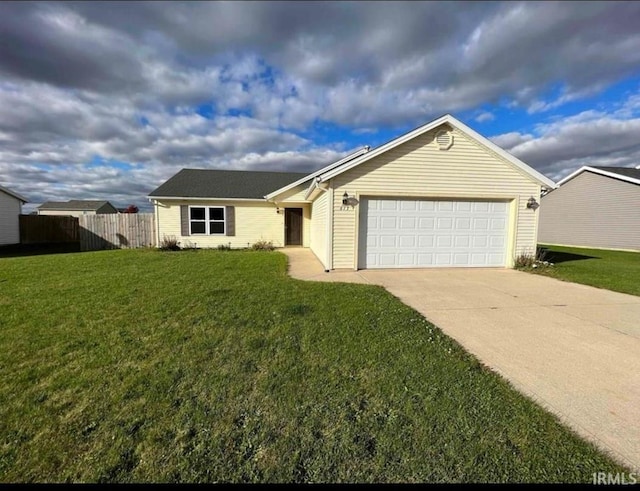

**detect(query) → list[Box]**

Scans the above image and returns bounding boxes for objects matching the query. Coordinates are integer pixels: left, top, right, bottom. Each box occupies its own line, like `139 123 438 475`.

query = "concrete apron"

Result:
280 248 640 470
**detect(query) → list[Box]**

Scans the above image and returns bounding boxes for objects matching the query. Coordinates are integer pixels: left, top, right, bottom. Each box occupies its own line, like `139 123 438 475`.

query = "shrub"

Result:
159 235 181 251
514 246 553 270
217 243 231 251
251 239 275 251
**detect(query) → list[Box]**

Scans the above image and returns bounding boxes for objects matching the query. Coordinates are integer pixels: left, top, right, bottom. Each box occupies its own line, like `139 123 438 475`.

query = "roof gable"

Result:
314 114 556 189
0 184 28 203
265 147 370 201
557 166 640 187
148 169 309 199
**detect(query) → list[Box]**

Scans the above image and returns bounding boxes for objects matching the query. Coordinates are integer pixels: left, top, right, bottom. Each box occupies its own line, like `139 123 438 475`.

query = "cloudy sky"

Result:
2 1 640 211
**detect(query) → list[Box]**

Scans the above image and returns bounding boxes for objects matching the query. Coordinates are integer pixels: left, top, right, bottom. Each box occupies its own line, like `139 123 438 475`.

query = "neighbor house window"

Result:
189 206 225 235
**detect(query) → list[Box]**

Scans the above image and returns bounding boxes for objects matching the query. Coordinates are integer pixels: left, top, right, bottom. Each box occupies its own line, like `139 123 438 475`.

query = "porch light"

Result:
526 196 539 210
342 192 349 205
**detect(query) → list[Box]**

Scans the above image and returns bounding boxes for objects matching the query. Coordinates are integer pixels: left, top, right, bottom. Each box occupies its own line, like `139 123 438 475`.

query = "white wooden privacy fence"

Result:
79 213 156 251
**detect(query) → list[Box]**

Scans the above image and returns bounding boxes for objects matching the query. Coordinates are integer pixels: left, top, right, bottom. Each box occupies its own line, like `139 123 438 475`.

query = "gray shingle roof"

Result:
148 169 310 199
38 200 112 210
592 166 640 181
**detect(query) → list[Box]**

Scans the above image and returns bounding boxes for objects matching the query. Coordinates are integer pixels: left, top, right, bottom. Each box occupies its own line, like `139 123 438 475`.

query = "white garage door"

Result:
359 198 509 268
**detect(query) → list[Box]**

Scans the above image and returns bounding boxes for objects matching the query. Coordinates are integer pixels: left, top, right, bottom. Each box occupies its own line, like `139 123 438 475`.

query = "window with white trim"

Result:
189 206 225 235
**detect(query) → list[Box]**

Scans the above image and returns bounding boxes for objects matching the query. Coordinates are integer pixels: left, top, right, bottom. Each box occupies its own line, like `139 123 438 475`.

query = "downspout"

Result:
150 198 160 247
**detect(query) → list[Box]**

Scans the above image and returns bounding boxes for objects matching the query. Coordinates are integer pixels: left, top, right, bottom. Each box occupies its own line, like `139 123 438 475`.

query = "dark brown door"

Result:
285 208 303 246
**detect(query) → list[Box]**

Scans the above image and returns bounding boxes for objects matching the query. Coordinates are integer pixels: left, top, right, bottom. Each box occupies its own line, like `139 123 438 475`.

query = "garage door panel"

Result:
436 253 452 265
399 235 416 247
454 253 471 265
418 235 434 247
473 236 488 248
488 253 504 265
379 236 396 248
471 253 488 265
491 218 506 230
380 217 397 229
491 235 505 246
379 254 397 266
474 218 489 230
455 236 470 247
360 198 509 269
456 217 471 229
419 217 435 229
417 253 434 265
399 217 416 229
437 217 453 229
398 253 415 266
437 236 452 247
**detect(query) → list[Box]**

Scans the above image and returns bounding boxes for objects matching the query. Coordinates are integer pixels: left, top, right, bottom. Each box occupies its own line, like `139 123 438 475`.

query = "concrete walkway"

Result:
281 248 640 469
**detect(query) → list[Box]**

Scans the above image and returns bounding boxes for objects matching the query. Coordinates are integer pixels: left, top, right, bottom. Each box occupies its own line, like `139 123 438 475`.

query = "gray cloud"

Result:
1 1 640 209
492 111 640 181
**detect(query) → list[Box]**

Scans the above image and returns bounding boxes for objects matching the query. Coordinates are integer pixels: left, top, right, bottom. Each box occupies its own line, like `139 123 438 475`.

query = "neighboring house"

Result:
149 114 555 270
0 184 28 246
37 200 118 217
539 165 640 251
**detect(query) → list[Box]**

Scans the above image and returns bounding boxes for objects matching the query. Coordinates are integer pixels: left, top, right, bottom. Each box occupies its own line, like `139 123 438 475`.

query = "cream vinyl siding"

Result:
155 199 309 248
38 209 97 217
0 191 21 245
309 190 328 267
330 126 541 269
539 171 640 251
276 184 311 203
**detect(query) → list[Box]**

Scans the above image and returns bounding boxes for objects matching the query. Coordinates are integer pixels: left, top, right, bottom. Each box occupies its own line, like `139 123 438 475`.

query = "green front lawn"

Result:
0 249 625 482
536 244 640 296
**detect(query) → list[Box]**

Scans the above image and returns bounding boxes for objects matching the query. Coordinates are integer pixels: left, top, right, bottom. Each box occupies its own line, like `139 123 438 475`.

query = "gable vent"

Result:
435 130 453 150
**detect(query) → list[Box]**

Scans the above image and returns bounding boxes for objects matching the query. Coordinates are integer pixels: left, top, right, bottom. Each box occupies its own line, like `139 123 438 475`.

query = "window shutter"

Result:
225 206 235 236
180 206 189 236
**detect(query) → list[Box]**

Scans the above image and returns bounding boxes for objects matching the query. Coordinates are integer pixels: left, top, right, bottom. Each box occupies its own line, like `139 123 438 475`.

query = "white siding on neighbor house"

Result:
155 199 309 248
309 190 328 268
329 126 541 269
38 209 97 217
539 171 640 251
0 190 22 245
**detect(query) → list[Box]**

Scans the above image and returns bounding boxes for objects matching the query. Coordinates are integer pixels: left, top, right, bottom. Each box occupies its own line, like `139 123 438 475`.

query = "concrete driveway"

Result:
282 248 640 469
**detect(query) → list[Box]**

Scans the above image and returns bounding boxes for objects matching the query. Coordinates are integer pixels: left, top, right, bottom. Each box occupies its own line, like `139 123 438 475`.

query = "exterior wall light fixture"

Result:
342 192 349 205
526 196 539 210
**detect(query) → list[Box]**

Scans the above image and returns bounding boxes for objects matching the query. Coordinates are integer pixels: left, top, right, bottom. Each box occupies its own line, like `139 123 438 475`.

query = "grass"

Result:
0 249 626 482
535 244 640 297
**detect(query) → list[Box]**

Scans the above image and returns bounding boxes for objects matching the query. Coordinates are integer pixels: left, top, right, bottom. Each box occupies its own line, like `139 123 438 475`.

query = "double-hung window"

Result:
189 206 225 235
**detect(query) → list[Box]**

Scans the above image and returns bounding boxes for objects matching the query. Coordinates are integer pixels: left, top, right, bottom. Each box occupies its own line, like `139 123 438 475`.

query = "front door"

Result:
285 208 303 246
